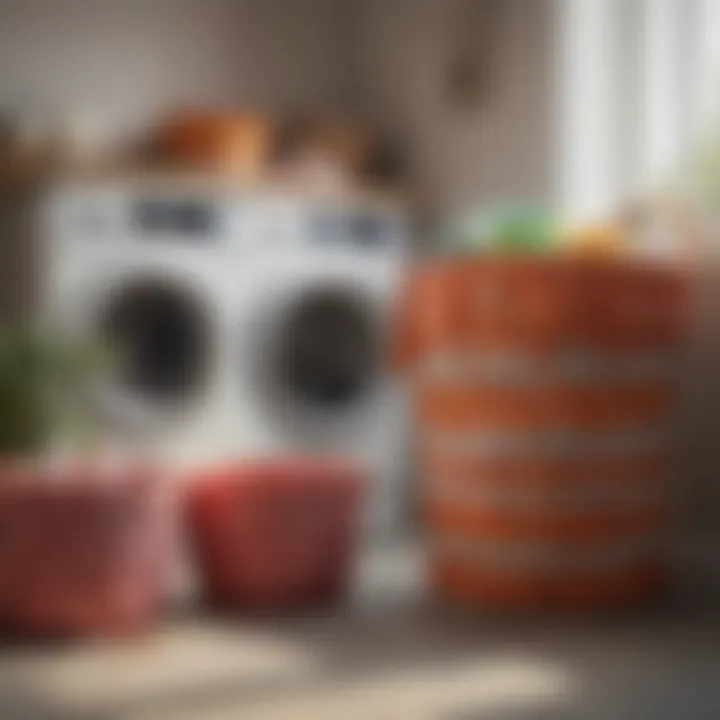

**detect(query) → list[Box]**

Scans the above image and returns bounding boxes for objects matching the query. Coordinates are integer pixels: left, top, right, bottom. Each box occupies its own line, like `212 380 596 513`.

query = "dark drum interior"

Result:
275 288 378 409
99 280 210 406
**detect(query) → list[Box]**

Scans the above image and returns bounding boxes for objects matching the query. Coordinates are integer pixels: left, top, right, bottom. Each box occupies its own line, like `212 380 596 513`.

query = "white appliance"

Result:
38 179 411 537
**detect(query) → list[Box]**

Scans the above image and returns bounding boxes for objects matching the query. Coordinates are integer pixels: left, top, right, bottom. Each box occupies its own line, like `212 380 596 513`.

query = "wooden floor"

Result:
0 539 719 720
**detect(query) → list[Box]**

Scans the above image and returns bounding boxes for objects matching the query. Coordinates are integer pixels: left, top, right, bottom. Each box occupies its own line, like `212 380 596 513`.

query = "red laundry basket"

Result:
0 462 172 637
186 458 363 611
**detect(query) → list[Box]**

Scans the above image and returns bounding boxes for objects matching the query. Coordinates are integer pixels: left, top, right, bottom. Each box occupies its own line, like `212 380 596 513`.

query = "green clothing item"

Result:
448 205 559 254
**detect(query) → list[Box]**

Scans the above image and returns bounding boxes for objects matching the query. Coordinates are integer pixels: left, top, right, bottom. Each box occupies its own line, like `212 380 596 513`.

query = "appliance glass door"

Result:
259 285 381 440
97 278 212 412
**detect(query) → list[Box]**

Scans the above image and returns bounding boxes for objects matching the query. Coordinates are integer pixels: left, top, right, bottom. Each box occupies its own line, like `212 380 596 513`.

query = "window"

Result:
556 0 720 220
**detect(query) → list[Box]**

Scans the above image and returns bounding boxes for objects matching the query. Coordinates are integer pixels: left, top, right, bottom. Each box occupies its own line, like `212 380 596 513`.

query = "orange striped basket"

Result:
392 256 689 610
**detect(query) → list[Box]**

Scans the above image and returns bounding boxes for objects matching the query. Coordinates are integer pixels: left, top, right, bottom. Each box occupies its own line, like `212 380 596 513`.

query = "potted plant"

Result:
0 327 171 637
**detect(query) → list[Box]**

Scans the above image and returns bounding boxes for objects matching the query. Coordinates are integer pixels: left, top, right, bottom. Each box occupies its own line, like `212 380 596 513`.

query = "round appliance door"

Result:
256 283 384 443
91 276 215 433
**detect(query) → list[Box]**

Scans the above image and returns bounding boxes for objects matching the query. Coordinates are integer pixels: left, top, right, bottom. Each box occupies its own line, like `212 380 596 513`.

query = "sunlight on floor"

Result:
1 624 322 714
144 654 577 720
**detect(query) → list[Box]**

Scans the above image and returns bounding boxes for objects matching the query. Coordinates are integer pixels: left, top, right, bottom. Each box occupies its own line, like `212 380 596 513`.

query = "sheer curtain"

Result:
555 0 720 222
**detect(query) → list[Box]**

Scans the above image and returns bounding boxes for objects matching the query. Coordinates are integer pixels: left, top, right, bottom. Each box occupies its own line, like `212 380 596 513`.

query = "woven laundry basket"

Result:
393 256 689 609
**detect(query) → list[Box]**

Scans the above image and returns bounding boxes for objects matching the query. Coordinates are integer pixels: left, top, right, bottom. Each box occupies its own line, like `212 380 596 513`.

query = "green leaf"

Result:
0 327 110 458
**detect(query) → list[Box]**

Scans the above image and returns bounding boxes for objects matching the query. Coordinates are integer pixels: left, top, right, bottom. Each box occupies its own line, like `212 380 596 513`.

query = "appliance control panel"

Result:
307 206 406 253
49 183 408 256
132 197 218 238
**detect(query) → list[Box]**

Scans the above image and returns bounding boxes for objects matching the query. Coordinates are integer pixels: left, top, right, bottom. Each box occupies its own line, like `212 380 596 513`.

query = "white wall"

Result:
0 0 350 148
349 0 557 219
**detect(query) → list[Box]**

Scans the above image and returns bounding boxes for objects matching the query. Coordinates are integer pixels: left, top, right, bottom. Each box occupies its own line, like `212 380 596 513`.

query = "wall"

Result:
0 0 557 216
0 0 350 148
348 0 558 220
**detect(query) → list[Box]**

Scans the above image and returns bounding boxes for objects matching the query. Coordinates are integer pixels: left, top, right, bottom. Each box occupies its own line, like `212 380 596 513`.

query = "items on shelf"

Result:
155 109 275 177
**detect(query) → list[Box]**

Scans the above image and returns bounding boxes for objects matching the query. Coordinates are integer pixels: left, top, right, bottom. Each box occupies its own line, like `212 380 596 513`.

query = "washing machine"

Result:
36 178 411 537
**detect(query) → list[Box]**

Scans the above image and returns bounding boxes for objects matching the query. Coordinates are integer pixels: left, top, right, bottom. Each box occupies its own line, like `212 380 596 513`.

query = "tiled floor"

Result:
1 539 719 720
